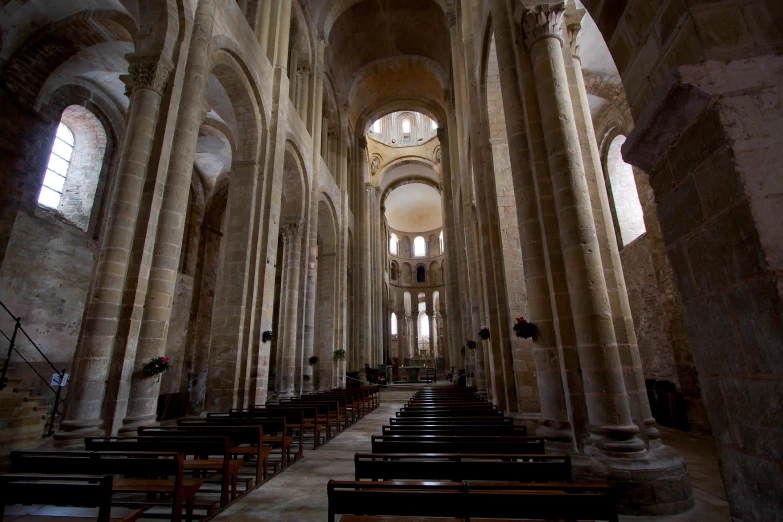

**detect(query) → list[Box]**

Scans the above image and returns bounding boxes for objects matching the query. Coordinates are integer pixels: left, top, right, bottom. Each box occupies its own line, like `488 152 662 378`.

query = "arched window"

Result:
39 106 107 232
402 118 412 143
606 135 646 246
439 231 444 254
416 265 426 283
413 236 426 257
390 312 397 335
390 261 398 280
389 233 399 255
419 313 430 338
431 119 438 130
372 119 381 134
39 122 74 209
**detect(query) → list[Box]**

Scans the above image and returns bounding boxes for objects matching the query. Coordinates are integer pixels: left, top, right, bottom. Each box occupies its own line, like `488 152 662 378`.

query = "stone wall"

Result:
0 210 96 397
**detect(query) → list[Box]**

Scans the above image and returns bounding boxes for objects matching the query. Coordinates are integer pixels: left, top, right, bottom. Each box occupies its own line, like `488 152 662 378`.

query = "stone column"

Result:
300 39 326 394
277 222 303 397
120 0 216 432
439 309 449 369
395 308 405 361
257 0 273 53
565 19 658 445
274 0 292 69
522 2 642 455
57 54 173 439
321 113 329 162
288 45 298 102
425 307 434 358
437 126 464 371
296 67 310 118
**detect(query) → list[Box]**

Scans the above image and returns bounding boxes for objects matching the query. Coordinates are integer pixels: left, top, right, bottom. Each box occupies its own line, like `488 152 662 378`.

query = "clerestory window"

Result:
39 123 74 209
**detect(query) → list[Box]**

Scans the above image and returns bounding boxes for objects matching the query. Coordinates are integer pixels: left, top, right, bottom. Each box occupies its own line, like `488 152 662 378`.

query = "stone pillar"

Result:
296 67 310 118
277 222 303 397
300 39 326 394
120 0 216 432
257 0 273 53
522 2 642 456
288 45 298 102
565 18 657 445
274 0 292 69
57 54 173 439
439 309 449 369
437 126 464 371
321 113 329 162
395 308 405 361
425 307 434 357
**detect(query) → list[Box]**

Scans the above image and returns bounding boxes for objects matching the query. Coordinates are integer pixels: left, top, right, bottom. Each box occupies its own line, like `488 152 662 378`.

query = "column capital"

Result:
445 9 457 28
358 136 368 149
518 2 566 51
298 65 311 75
280 221 303 239
567 23 581 60
122 54 174 96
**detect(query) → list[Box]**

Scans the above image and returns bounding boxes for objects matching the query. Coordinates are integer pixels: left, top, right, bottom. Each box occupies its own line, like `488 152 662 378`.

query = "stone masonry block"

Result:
682 294 744 376
726 277 783 375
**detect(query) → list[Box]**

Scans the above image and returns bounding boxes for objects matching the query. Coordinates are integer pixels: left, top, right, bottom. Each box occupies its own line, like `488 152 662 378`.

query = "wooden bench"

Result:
354 453 572 482
395 409 505 418
327 480 618 522
216 409 306 460
381 425 527 436
0 474 143 522
85 436 241 508
179 416 295 467
10 451 203 522
138 425 272 484
370 435 545 455
278 398 342 437
389 417 514 426
247 404 328 447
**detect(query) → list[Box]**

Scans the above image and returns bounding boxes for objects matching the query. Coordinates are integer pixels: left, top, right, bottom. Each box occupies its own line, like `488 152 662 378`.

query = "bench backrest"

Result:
0 474 114 522
10 450 184 481
327 480 617 522
371 435 545 455
382 425 527 436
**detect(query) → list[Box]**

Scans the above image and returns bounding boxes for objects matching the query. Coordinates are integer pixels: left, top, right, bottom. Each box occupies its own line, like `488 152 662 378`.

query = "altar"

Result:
398 365 435 383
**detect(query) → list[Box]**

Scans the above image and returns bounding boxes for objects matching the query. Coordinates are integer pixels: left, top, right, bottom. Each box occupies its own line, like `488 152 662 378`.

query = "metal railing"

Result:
0 300 66 437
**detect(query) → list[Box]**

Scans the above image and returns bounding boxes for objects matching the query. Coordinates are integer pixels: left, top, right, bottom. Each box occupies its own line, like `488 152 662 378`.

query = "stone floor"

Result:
210 387 731 521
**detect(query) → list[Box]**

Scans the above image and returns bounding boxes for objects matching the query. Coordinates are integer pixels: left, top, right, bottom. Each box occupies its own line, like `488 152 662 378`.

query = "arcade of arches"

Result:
0 0 781 520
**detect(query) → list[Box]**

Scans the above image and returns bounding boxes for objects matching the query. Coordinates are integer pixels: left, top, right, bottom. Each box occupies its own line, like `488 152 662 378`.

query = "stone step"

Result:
12 387 35 395
0 403 40 419
1 377 23 389
0 396 26 409
6 413 47 429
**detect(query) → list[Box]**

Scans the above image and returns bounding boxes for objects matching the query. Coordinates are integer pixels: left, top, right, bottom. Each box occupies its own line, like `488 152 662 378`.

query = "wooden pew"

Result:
9 451 203 522
0 474 143 522
278 398 342 437
381 425 527 436
219 409 307 459
370 435 545 455
354 453 572 482
327 480 618 522
137 425 272 484
389 416 514 426
84 436 241 508
249 404 328 447
183 415 295 466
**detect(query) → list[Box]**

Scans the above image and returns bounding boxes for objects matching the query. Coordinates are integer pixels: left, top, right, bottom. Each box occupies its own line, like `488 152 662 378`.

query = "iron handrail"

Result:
0 299 67 437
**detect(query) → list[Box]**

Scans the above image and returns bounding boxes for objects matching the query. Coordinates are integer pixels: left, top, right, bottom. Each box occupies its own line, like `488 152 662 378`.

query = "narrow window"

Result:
413 236 426 257
439 231 444 253
402 118 411 142
372 119 381 134
606 135 646 246
419 313 429 338
390 313 398 335
39 123 74 209
431 119 438 130
389 233 399 255
416 265 426 283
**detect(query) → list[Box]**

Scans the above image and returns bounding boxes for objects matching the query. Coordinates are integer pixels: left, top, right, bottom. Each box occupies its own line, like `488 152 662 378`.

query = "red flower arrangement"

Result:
513 316 536 339
143 356 170 376
466 339 477 350
309 355 319 365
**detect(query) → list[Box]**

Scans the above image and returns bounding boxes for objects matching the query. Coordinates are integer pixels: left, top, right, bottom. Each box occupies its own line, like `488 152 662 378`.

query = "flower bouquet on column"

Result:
513 316 536 339
143 356 170 377
466 339 477 351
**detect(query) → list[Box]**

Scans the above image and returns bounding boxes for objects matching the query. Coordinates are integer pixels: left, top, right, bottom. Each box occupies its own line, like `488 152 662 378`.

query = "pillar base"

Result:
572 444 694 515
118 414 159 434
53 420 104 445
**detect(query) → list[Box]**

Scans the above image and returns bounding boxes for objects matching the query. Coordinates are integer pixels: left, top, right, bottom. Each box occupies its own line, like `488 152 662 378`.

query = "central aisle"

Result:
210 389 415 522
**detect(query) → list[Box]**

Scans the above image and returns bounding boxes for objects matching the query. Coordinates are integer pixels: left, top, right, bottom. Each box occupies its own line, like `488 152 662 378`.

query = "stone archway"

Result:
314 197 339 390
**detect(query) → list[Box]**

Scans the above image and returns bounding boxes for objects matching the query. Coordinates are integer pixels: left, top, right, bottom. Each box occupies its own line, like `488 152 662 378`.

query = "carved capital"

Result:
358 137 368 149
520 2 566 51
436 127 447 142
298 65 311 75
122 55 173 96
445 9 457 28
567 23 581 60
280 221 303 239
